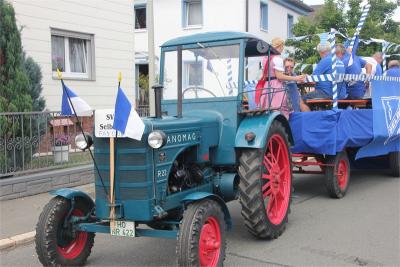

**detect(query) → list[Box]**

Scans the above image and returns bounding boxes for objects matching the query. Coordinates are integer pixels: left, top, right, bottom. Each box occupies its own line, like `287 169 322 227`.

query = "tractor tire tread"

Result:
325 151 350 199
389 152 400 178
176 199 226 267
35 196 95 267
238 120 292 239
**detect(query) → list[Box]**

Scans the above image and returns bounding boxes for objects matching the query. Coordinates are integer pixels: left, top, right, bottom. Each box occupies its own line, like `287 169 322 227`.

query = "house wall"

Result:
248 0 303 42
134 0 307 76
133 0 307 96
10 0 135 111
134 0 245 68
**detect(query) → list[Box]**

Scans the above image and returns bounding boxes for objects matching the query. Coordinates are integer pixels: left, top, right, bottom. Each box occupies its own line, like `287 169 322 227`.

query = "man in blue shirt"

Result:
386 60 400 77
303 42 347 100
336 44 372 99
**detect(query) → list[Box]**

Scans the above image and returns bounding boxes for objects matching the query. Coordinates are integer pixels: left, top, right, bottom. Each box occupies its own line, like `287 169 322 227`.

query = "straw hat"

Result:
271 37 285 48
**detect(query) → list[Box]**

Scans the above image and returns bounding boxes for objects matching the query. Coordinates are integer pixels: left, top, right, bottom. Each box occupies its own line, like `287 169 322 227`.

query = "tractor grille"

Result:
94 137 152 201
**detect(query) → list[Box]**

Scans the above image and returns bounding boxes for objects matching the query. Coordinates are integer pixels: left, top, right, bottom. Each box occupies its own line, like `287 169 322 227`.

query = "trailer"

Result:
289 82 400 198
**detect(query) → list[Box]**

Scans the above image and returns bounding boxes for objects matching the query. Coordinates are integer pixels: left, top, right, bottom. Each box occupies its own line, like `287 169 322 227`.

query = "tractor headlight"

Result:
148 131 166 149
75 133 93 151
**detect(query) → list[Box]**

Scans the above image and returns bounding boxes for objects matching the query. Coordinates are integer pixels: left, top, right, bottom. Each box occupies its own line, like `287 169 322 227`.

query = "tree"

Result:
22 53 45 111
0 0 46 173
287 0 400 72
0 0 32 113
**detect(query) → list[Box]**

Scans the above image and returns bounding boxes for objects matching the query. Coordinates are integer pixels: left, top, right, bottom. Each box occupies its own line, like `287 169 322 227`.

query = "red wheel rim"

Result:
262 134 291 225
199 216 221 267
337 159 348 190
56 209 88 260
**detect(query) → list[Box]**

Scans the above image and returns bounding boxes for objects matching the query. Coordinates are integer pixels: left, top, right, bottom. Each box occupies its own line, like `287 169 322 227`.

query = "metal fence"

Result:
0 106 150 177
136 105 150 117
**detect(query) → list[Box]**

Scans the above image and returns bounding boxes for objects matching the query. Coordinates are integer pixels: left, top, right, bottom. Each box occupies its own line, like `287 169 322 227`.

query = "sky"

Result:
303 0 400 22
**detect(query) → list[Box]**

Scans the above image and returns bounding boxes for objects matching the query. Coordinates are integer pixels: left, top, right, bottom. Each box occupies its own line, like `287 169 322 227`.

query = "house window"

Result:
183 0 202 28
260 1 268 31
184 61 203 88
135 5 146 30
288 14 294 38
51 29 94 80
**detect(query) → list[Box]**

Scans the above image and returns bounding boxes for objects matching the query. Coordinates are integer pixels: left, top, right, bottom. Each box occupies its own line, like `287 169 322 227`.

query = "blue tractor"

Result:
35 32 294 266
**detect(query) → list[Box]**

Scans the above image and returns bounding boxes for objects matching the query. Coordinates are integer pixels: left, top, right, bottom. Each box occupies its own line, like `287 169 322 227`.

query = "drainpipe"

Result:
147 0 156 117
245 0 249 32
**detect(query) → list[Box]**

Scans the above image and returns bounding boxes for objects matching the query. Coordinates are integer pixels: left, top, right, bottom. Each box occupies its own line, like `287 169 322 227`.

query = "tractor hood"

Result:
142 110 221 162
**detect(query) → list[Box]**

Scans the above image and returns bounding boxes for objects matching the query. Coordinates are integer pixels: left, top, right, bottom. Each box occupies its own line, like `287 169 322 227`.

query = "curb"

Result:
0 231 36 251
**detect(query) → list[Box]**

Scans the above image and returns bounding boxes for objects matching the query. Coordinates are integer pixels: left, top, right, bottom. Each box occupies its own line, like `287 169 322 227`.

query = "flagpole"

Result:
56 69 110 203
110 72 122 232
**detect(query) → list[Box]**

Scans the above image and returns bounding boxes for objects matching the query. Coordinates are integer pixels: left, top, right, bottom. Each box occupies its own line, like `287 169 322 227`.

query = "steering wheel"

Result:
182 86 217 98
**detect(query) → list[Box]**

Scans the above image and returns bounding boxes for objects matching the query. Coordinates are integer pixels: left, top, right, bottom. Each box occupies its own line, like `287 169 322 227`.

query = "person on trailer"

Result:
335 44 372 99
283 57 310 112
363 52 383 76
302 42 347 101
385 60 400 77
258 38 305 115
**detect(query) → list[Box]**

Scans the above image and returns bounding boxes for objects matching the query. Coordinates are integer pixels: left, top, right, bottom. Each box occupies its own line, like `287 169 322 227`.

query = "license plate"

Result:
110 220 135 237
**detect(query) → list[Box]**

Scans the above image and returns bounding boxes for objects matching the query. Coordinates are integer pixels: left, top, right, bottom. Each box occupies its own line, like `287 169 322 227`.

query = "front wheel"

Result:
325 151 350 198
176 199 226 267
238 120 292 239
35 196 95 266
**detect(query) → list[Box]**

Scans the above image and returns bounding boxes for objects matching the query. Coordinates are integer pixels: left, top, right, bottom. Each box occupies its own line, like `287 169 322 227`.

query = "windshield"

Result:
162 44 240 100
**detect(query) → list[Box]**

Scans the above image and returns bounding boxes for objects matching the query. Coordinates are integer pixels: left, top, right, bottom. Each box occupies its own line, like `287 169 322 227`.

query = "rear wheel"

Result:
389 152 399 177
176 199 226 267
238 120 292 239
35 197 95 266
325 151 350 198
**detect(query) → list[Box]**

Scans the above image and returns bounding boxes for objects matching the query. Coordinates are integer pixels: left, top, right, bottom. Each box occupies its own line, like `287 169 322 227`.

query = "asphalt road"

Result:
1 170 399 266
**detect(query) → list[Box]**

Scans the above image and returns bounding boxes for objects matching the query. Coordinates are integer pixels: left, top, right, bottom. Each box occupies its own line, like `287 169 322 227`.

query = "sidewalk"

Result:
0 183 94 240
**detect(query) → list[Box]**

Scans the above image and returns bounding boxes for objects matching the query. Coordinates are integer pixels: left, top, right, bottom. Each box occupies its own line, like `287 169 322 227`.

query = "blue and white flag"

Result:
112 87 145 141
347 35 360 67
207 60 215 73
61 81 92 116
357 80 400 159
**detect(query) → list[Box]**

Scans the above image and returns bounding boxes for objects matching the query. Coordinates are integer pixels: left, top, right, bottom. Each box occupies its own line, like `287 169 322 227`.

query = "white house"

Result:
134 0 312 102
9 0 135 111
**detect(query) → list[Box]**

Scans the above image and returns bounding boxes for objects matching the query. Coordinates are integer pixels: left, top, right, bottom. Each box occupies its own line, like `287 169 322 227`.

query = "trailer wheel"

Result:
389 152 399 178
238 120 292 239
176 199 226 267
35 196 95 266
325 151 350 198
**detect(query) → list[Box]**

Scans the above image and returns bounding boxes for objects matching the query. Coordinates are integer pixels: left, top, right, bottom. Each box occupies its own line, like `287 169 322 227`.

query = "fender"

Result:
50 188 94 207
235 111 294 149
182 192 232 230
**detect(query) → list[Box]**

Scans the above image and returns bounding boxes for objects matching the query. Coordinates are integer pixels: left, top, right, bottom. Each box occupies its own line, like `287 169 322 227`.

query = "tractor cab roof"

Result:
161 31 280 57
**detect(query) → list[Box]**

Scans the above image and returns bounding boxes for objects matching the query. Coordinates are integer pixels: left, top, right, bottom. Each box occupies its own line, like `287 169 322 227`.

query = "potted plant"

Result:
53 135 70 163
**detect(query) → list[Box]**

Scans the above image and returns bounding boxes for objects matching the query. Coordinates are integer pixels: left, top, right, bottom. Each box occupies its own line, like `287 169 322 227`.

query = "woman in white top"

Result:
258 38 306 115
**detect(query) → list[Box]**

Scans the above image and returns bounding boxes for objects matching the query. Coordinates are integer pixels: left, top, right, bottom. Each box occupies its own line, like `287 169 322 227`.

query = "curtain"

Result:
187 1 202 26
135 7 146 29
69 38 88 73
51 36 65 71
